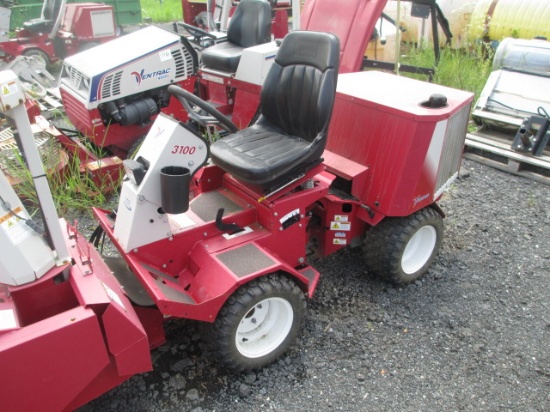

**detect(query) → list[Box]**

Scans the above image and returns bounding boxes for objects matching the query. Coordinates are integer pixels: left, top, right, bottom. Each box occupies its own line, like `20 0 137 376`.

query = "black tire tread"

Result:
363 207 443 285
22 48 50 66
212 273 306 372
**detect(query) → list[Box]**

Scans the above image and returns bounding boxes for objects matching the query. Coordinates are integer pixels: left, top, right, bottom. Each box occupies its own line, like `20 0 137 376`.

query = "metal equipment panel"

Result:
326 71 473 217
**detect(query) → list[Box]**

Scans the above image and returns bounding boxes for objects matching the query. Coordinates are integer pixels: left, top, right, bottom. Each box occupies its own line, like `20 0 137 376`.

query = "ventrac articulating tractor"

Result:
0 3 473 412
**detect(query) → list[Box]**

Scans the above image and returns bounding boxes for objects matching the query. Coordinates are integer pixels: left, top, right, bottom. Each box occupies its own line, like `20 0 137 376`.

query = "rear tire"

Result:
363 207 443 285
212 274 306 371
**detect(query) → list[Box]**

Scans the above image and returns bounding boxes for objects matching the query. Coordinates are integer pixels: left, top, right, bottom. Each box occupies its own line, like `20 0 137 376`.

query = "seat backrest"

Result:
43 0 63 21
259 30 340 143
227 0 272 48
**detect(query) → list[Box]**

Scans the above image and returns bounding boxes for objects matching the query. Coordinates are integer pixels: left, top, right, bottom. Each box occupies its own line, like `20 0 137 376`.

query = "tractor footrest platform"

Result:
103 257 154 307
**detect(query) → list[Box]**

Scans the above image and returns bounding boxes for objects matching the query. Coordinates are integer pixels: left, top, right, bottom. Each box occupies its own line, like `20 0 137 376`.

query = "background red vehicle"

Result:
181 0 293 39
0 0 118 66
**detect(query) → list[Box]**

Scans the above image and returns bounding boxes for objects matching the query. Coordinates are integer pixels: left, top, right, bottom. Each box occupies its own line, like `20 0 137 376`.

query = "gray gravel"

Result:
78 159 550 412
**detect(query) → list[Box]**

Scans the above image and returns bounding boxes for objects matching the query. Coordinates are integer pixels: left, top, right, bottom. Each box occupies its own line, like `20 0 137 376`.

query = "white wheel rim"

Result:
235 297 294 359
26 53 46 68
401 225 437 275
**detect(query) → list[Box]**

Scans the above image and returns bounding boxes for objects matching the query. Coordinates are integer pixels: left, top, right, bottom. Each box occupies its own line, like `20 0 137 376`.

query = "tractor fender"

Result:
0 41 32 55
428 202 446 219
256 264 320 299
0 42 53 63
358 201 446 228
210 265 319 319
0 41 25 61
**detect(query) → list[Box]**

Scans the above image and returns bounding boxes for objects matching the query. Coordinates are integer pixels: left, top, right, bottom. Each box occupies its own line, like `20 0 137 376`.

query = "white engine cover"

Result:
60 26 195 109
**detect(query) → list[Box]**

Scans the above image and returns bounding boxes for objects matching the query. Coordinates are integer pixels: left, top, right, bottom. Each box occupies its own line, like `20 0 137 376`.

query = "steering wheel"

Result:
168 85 238 134
177 21 218 41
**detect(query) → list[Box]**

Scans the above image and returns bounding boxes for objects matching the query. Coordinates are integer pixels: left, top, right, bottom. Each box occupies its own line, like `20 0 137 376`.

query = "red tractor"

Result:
0 1 473 408
180 0 293 40
0 18 472 410
0 0 117 66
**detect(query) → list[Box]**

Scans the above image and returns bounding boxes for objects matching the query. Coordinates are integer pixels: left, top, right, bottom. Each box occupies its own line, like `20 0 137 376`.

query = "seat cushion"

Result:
23 19 54 34
201 41 245 73
210 120 315 185
209 31 339 188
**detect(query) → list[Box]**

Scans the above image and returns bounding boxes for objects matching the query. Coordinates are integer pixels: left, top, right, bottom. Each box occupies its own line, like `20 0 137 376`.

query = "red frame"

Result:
93 164 331 323
181 0 288 38
182 0 214 26
199 73 262 129
0 219 161 411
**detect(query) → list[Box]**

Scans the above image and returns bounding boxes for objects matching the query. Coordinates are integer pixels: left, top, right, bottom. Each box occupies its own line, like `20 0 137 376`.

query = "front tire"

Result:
213 274 306 371
363 207 443 285
22 48 50 67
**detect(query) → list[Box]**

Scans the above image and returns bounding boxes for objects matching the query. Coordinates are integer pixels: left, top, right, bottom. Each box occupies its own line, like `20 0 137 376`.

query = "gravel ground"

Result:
76 159 549 412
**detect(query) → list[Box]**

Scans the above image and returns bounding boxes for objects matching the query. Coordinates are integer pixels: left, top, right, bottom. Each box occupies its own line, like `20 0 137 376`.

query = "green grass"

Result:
1 137 113 216
141 0 183 22
400 43 494 102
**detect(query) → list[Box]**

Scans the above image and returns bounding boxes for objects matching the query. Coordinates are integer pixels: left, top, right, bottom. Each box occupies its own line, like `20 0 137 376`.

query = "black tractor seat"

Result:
201 0 272 73
210 30 340 188
23 0 63 34
23 19 55 33
211 118 320 186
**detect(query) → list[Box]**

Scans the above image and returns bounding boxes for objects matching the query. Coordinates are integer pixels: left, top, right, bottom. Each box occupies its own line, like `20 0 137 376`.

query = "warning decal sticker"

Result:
1 80 17 96
1 207 33 245
330 221 351 231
